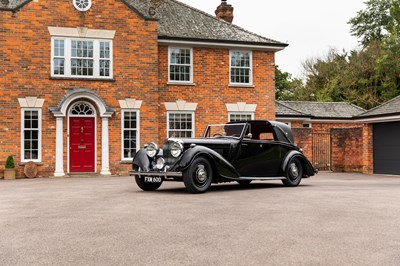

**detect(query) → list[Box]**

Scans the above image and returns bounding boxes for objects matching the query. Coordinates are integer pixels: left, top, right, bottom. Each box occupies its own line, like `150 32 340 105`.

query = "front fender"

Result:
178 145 240 179
282 150 316 177
132 149 151 171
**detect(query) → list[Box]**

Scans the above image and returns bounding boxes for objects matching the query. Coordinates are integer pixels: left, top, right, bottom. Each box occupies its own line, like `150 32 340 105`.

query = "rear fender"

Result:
132 149 151 171
178 145 240 179
282 150 316 177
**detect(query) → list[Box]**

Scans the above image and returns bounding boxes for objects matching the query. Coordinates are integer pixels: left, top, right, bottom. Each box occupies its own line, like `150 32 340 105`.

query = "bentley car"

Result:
129 120 317 193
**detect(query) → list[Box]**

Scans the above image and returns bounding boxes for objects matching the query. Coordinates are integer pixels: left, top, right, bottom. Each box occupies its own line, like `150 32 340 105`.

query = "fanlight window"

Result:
70 102 94 116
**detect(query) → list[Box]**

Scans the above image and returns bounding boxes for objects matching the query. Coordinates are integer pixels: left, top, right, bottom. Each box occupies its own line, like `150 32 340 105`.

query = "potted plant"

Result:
4 155 16 180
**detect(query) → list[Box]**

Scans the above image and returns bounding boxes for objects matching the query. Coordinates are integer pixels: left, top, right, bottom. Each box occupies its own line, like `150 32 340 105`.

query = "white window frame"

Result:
121 110 140 161
167 111 195 138
229 50 253 85
51 37 113 79
168 47 193 83
20 108 42 163
228 112 254 122
303 123 312 128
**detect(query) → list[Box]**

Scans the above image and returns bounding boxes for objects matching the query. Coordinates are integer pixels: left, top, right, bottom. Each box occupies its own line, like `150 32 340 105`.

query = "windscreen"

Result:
203 124 246 139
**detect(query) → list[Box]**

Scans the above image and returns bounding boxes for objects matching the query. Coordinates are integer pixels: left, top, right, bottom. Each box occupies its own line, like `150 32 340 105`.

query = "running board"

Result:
237 176 286 181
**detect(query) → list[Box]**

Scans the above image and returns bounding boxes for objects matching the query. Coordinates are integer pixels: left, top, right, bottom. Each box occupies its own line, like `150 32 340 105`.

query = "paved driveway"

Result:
0 172 399 265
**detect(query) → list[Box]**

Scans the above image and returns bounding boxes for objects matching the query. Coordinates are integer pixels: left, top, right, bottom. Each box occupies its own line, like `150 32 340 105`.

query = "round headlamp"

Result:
146 142 158 157
170 141 183 158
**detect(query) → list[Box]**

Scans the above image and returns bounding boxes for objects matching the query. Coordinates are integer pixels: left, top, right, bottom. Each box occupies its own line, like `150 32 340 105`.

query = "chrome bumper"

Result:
129 170 183 178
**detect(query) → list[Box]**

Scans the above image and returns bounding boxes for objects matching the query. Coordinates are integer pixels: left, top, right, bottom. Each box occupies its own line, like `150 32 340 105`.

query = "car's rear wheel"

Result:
183 156 213 194
133 165 163 191
282 157 303 187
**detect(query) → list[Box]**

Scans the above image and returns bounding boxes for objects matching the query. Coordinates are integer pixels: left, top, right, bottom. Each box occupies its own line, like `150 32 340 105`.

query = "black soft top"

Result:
228 120 294 144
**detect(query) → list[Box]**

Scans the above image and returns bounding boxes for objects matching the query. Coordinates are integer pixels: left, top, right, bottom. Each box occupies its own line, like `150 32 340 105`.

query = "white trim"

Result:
121 109 140 162
167 111 195 138
276 117 358 123
168 47 193 83
54 117 65 176
229 50 253 86
225 102 257 112
302 122 312 128
100 118 111 175
164 100 198 111
48 27 115 39
158 39 285 52
20 108 42 163
356 115 400 123
67 101 97 174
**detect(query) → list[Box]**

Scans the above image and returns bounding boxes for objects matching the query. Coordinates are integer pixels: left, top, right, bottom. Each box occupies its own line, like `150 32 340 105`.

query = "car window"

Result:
259 133 274 140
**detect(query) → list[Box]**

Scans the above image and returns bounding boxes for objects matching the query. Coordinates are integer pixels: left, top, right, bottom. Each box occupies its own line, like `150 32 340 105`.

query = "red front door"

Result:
69 117 95 173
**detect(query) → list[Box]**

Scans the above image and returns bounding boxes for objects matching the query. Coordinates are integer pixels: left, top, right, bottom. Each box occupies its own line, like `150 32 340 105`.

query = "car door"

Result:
234 138 282 177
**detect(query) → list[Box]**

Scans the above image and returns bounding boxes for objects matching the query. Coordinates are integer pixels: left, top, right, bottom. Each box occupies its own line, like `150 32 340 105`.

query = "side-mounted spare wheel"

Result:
282 157 303 187
133 165 163 191
183 156 213 194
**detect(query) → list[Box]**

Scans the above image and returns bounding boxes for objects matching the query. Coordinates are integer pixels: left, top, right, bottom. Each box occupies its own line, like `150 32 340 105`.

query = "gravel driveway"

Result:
0 172 399 265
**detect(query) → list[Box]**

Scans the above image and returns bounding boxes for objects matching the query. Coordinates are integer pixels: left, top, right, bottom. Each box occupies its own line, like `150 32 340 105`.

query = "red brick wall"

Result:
362 124 373 174
157 46 276 143
292 128 312 159
0 0 159 177
331 127 363 172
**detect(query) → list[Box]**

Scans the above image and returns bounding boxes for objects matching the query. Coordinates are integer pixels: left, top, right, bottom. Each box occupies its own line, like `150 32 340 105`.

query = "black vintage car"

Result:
129 120 317 193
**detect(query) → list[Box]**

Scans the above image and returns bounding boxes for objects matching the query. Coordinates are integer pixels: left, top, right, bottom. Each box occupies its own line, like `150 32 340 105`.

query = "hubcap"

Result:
290 163 299 179
195 165 207 184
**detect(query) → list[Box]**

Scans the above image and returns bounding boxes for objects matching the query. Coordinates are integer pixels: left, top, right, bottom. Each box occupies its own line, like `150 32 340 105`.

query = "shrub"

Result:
5 155 15 169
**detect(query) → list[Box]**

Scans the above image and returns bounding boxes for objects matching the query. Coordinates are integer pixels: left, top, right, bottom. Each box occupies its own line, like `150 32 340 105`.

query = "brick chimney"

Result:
215 0 234 23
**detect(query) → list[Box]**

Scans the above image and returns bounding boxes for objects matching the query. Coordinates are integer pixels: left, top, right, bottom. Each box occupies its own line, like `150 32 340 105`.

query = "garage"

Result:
373 122 400 174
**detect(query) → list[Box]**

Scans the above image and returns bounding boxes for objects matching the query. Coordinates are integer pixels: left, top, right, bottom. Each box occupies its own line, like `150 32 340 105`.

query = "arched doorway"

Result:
68 101 96 173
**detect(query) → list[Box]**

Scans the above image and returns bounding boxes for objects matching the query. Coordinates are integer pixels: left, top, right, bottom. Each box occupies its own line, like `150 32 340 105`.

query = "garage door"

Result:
373 122 400 175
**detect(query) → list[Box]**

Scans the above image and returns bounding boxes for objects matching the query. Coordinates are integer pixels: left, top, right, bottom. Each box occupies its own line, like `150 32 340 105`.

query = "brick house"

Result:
0 0 287 178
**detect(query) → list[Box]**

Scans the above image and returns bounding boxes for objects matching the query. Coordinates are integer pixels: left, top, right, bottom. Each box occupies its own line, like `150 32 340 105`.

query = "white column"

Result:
100 117 111 175
54 117 65 177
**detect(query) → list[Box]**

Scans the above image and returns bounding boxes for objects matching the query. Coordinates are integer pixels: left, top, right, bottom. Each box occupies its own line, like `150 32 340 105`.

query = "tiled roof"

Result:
0 0 30 10
358 95 400 118
2 0 287 48
276 101 311 117
277 101 365 119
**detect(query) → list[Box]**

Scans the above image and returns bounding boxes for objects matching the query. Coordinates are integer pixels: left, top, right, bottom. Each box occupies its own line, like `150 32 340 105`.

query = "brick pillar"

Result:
362 123 373 174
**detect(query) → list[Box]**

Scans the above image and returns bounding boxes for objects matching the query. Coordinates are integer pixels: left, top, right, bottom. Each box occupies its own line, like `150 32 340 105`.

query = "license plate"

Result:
144 176 162 183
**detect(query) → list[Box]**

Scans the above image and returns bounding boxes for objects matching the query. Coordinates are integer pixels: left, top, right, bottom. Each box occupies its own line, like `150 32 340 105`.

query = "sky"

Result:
179 0 367 78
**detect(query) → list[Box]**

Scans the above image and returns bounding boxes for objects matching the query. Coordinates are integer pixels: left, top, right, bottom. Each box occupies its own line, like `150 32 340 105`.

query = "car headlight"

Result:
146 142 158 157
170 141 183 158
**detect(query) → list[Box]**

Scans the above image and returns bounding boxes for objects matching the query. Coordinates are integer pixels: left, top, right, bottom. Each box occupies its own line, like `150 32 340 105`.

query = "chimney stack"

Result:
215 0 234 23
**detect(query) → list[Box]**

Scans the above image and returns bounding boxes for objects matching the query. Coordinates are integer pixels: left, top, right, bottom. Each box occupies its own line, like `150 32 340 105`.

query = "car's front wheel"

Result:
133 165 163 191
183 156 213 193
282 157 303 187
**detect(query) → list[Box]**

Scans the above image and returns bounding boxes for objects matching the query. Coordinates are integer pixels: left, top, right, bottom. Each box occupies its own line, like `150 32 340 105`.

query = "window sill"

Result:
167 82 196 86
50 76 116 82
120 160 133 164
18 162 43 166
229 84 255 88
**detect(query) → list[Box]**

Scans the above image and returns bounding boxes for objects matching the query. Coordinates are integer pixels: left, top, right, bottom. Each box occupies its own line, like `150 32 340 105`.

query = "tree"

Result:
349 0 394 46
275 66 310 101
